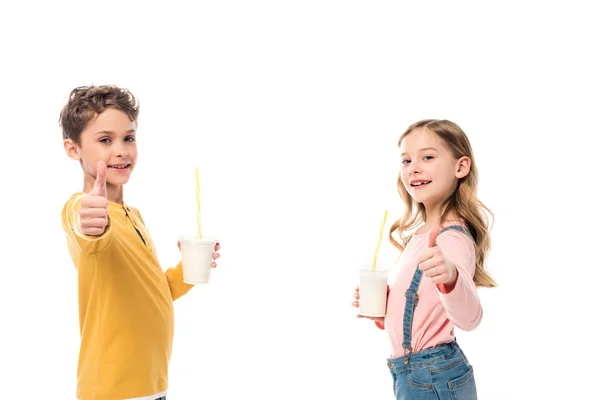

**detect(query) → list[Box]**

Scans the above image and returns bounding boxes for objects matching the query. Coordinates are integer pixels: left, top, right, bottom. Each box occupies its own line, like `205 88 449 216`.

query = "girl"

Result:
352 119 496 399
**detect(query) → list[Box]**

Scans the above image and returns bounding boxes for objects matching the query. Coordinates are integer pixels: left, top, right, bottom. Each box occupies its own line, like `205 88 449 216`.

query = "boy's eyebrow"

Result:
94 129 136 135
400 147 439 157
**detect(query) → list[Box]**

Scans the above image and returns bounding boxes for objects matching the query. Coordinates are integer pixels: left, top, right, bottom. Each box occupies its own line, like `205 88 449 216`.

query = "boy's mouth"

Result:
109 163 131 170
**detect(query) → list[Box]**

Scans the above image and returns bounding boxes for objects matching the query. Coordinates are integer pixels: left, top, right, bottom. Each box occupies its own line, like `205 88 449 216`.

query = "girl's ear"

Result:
64 139 81 161
455 156 471 179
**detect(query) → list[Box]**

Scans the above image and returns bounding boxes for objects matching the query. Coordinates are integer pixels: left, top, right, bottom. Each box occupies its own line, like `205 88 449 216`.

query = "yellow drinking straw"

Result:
195 167 203 238
372 210 388 271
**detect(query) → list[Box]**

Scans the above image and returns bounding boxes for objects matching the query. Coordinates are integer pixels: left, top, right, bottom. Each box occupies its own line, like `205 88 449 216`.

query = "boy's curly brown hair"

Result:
59 85 139 144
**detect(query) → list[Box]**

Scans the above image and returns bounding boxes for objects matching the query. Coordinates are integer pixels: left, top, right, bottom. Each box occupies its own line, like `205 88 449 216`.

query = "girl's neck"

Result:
418 203 460 234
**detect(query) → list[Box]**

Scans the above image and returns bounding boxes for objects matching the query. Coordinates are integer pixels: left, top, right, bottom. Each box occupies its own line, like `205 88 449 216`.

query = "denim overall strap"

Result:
401 225 474 364
401 261 422 363
439 225 474 241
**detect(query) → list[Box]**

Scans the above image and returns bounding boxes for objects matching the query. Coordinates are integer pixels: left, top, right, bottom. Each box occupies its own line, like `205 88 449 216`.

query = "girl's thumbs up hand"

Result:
418 227 458 288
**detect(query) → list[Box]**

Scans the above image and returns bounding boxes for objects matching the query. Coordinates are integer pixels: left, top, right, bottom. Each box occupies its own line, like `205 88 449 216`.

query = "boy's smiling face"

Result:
64 108 138 191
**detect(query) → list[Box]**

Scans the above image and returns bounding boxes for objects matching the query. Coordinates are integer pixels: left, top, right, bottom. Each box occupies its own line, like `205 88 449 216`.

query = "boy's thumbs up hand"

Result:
418 227 457 288
79 161 109 236
89 161 107 198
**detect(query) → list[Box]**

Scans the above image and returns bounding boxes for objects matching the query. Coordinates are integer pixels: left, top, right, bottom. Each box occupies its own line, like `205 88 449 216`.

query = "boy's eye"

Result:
99 137 111 144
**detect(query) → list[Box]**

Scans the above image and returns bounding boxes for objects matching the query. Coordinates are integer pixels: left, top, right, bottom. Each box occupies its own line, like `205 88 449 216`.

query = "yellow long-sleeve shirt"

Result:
61 192 193 400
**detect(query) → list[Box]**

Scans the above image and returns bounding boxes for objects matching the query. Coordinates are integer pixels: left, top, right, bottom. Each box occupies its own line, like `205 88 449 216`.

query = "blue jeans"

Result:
387 341 477 399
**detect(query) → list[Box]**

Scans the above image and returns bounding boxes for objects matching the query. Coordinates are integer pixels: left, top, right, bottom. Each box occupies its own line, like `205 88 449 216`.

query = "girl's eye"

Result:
99 137 111 144
125 136 136 142
423 155 434 161
402 159 411 165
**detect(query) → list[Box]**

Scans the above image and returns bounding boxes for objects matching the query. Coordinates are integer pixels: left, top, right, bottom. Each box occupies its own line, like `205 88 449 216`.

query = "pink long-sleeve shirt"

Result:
383 223 482 357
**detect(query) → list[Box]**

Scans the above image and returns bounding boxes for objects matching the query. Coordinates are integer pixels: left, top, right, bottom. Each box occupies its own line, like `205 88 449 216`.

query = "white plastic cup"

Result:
358 269 389 317
179 235 218 284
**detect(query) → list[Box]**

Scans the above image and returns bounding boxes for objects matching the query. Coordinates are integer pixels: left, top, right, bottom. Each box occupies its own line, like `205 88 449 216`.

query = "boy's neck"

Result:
107 185 124 204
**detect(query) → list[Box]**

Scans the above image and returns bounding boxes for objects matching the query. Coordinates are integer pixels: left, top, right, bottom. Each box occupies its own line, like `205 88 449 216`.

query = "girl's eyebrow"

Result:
400 147 439 157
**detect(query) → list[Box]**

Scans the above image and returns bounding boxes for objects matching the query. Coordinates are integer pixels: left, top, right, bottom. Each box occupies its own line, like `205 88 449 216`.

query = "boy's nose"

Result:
114 145 129 157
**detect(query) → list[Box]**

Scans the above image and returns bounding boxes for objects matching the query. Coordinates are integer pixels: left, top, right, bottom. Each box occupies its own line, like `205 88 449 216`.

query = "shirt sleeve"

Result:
165 263 195 301
61 193 112 255
435 229 482 331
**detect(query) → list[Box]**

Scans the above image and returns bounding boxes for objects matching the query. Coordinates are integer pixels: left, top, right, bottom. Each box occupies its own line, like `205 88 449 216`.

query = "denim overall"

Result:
387 226 478 399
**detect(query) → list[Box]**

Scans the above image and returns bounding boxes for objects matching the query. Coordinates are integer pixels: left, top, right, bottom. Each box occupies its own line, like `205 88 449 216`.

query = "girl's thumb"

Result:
428 227 440 248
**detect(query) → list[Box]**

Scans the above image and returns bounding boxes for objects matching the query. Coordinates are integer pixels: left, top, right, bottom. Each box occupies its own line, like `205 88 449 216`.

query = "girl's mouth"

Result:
411 180 431 187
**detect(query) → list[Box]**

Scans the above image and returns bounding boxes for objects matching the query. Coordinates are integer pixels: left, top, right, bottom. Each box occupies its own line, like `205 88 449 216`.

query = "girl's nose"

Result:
409 161 420 174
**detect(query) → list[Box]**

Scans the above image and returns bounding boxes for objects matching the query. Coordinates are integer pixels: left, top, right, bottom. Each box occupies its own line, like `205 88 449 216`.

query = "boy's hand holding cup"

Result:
177 237 221 284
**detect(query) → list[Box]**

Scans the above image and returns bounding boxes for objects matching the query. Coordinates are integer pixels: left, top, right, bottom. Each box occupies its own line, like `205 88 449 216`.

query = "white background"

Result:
1 1 598 399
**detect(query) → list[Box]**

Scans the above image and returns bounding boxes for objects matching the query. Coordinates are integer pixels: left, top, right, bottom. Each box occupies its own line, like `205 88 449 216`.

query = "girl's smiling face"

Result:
399 127 470 210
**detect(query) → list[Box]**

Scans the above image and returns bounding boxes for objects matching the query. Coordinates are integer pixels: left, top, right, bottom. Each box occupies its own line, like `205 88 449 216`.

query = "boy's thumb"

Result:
91 161 108 197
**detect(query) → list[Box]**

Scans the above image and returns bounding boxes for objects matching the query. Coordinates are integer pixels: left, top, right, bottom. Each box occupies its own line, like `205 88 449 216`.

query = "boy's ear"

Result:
64 139 81 161
455 156 471 179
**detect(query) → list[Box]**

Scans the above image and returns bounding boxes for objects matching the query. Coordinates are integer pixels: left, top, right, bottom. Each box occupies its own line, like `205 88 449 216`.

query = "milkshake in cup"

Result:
358 269 389 317
179 234 218 284
357 210 390 317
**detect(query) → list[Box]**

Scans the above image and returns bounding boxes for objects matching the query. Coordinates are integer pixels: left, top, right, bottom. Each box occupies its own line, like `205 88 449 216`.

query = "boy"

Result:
59 85 220 400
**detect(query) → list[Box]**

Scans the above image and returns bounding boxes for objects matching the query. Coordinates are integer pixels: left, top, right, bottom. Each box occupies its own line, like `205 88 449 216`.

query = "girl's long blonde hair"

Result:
389 119 497 288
